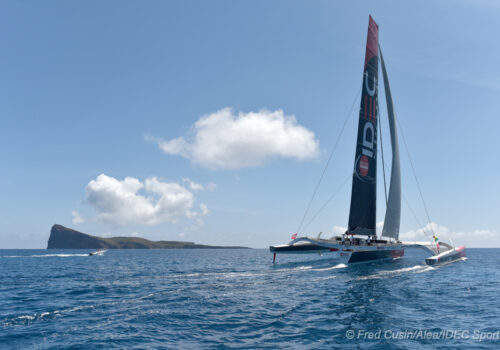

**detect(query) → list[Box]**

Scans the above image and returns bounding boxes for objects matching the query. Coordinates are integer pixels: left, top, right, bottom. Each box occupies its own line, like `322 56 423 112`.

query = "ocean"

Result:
1 248 498 349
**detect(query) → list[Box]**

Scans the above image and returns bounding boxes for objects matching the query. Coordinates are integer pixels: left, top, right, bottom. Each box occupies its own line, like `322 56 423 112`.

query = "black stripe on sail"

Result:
347 16 379 236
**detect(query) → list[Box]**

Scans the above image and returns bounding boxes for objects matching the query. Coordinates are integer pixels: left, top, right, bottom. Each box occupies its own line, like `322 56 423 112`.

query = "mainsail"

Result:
380 48 401 240
347 16 379 236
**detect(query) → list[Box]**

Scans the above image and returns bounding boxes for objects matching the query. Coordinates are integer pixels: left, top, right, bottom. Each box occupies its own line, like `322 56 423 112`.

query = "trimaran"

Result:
270 16 466 265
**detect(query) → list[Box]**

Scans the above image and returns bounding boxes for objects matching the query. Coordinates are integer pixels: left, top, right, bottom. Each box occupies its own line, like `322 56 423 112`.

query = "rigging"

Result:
295 85 361 235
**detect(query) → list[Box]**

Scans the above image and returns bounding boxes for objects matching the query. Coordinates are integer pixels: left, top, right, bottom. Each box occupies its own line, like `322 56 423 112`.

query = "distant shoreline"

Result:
46 224 251 250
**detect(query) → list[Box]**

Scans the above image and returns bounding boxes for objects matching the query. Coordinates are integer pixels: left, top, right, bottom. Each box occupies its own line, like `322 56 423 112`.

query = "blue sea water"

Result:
0 248 499 349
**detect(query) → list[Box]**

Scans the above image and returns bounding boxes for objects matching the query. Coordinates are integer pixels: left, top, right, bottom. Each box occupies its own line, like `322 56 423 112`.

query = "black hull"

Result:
269 243 331 254
348 249 404 263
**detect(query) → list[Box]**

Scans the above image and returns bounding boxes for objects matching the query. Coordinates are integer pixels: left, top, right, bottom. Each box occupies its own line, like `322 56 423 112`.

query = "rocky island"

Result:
47 224 249 249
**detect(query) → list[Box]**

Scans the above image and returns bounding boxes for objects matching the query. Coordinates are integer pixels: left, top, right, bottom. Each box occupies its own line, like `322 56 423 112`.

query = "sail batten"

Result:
347 16 379 236
380 48 401 240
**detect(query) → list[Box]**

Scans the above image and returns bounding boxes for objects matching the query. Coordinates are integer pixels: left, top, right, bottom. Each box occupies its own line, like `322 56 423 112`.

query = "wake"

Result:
2 253 89 258
356 264 434 280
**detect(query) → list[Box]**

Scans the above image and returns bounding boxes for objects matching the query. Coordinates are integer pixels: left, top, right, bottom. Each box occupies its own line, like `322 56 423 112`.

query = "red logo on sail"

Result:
359 155 369 176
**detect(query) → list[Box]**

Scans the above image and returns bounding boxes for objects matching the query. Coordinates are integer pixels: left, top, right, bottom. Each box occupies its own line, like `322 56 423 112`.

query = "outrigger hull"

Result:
425 245 466 265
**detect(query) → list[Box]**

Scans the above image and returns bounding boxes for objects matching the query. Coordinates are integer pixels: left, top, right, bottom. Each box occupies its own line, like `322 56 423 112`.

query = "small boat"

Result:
425 245 466 265
89 249 106 256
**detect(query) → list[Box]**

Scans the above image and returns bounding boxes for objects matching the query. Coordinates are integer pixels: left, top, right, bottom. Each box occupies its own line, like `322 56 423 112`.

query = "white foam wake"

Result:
2 253 89 258
314 263 347 271
356 264 434 280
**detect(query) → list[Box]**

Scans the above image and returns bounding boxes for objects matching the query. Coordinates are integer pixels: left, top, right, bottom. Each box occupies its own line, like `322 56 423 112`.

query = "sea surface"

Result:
0 248 499 349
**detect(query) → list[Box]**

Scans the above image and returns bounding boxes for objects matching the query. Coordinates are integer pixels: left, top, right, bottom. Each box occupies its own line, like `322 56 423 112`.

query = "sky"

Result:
1 0 499 248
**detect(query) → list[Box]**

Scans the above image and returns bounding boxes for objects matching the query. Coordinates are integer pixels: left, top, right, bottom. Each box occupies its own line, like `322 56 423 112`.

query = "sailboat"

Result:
270 16 465 265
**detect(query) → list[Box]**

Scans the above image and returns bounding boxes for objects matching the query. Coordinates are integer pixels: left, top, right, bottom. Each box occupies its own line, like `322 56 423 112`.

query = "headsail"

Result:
347 15 379 236
380 48 401 240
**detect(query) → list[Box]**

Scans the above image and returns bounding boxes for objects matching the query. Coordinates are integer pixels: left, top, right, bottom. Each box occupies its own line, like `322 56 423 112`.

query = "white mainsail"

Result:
380 48 401 240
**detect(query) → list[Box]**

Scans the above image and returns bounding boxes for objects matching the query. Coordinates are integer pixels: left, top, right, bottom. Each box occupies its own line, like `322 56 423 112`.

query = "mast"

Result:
380 47 401 240
347 15 379 236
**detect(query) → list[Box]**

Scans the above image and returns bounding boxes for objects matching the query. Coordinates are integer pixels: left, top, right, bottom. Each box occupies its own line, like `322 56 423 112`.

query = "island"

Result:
47 224 249 249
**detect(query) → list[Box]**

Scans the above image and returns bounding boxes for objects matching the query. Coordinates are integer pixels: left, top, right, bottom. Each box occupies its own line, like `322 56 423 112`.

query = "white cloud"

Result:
71 211 85 225
148 108 319 169
400 223 440 242
400 222 499 248
332 225 346 235
200 203 209 216
182 178 217 192
184 178 204 191
86 174 208 227
328 222 499 247
205 182 217 191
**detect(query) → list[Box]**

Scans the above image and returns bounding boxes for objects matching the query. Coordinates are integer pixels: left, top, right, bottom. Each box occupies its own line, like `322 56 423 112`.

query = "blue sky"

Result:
1 0 499 248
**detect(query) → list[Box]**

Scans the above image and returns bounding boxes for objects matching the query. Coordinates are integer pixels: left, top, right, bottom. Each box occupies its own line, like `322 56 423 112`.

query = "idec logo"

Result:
354 67 377 183
364 70 377 97
359 155 369 177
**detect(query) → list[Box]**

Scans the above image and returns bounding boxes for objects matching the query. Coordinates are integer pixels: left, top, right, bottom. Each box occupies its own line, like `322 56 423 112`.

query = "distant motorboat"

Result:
89 249 106 256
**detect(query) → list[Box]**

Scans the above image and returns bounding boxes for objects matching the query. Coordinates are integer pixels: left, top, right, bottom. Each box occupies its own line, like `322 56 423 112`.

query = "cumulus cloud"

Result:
182 178 217 191
147 108 319 169
71 211 85 225
328 222 498 247
332 225 347 235
86 174 209 227
400 222 499 248
399 222 445 242
200 203 210 216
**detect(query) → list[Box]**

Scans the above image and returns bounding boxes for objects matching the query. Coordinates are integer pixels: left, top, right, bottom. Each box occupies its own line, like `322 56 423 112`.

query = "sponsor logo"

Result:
359 155 369 176
364 70 377 97
355 68 377 182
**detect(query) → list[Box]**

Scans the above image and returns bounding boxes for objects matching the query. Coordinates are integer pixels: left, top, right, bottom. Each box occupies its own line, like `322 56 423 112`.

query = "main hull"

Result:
347 248 404 263
270 237 405 264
